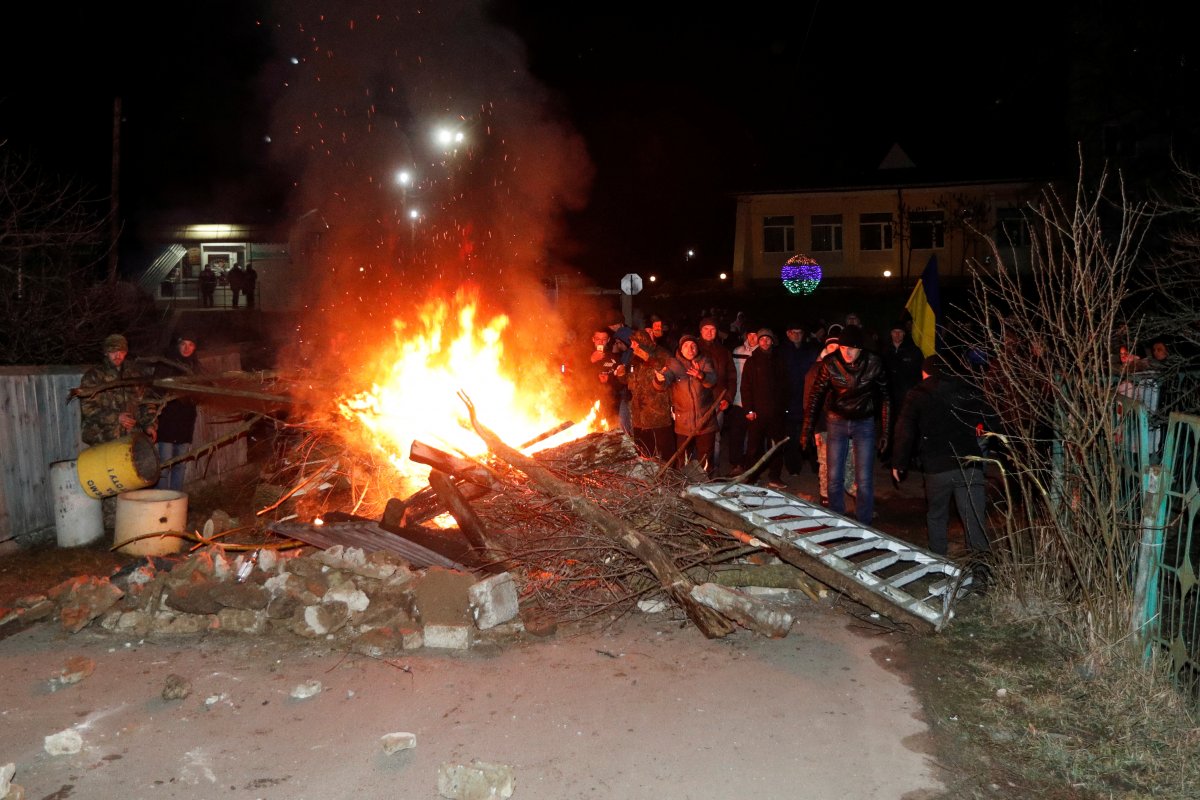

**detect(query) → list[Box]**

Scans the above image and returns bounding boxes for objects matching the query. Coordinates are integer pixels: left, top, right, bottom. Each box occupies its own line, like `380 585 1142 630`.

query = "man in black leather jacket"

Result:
800 325 890 524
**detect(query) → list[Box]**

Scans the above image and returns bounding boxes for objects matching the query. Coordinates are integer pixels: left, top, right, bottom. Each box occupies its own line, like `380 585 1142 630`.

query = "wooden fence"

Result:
0 350 248 546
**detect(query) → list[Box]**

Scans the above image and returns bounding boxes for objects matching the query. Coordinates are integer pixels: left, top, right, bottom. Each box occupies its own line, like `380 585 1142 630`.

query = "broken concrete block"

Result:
295 602 349 637
400 627 424 650
324 587 369 613
468 572 518 630
161 673 192 701
43 729 83 756
152 612 215 635
256 548 279 574
49 656 95 691
163 581 223 616
290 680 322 699
110 610 152 634
54 576 124 633
0 762 13 793
211 581 270 610
217 608 267 634
424 624 471 650
380 731 417 754
412 568 475 625
437 760 515 800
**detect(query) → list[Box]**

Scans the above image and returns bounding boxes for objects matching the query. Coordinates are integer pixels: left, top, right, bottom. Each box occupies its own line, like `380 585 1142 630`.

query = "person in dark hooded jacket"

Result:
152 333 202 491
741 328 790 488
891 354 995 556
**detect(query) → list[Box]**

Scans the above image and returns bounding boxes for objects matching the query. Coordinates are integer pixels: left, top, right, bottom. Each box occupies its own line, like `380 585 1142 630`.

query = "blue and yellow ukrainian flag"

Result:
905 255 940 357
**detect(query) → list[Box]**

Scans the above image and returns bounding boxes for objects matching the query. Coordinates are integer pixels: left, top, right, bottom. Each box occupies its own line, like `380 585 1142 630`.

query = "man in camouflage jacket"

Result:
79 334 157 446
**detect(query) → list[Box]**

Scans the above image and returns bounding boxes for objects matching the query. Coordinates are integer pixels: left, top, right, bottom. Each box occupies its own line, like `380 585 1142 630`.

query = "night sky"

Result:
2 2 1193 287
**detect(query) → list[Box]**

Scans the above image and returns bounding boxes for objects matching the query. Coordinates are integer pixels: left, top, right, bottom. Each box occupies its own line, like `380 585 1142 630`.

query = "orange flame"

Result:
337 289 602 498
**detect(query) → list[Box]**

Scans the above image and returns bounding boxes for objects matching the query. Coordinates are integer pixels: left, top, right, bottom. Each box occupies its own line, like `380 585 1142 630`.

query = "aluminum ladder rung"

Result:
687 483 972 630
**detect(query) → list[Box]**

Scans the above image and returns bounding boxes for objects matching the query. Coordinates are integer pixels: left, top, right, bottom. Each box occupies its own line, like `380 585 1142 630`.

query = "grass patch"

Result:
907 594 1200 799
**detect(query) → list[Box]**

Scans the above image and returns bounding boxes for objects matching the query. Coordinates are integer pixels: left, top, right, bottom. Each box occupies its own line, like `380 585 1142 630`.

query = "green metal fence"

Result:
1138 412 1200 702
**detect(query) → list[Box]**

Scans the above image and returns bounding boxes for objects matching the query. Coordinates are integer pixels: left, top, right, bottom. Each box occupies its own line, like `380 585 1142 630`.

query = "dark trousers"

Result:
924 468 991 555
784 409 805 473
722 405 749 472
634 425 676 461
746 413 786 482
676 430 717 475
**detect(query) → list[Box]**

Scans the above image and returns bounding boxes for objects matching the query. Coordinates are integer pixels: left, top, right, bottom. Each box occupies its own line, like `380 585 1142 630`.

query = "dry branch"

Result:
458 391 739 638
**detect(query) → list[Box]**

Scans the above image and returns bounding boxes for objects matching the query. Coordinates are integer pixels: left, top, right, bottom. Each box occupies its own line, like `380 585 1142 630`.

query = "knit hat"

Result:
838 325 865 349
756 328 777 342
103 334 128 353
890 320 906 332
698 316 718 332
678 334 700 350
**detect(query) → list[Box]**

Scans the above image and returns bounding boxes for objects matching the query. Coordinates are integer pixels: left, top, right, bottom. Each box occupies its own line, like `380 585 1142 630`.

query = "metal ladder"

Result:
686 483 973 631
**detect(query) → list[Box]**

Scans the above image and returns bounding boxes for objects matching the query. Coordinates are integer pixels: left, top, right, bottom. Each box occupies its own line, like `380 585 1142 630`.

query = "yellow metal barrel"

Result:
75 433 160 499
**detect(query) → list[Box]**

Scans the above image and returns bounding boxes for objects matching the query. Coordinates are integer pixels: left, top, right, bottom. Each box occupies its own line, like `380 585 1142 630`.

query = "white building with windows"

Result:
730 146 1049 289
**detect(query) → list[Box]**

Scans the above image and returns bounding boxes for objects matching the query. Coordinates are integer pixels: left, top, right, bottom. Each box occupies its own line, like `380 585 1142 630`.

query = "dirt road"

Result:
0 602 940 800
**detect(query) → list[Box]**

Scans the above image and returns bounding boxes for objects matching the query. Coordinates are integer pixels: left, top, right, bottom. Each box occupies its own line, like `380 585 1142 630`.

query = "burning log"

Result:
458 392 739 639
382 440 503 528
427 469 499 557
409 440 499 490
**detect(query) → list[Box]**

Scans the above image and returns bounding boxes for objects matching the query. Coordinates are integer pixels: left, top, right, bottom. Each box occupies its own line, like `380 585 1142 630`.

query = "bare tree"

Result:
0 150 151 365
960 159 1156 649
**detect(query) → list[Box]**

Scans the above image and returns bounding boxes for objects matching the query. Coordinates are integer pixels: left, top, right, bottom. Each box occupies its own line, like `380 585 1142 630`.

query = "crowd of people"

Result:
571 307 1002 557
73 298 1192 567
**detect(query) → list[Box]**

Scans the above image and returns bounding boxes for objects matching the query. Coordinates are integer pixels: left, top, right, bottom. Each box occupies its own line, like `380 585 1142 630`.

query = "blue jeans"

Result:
156 441 192 492
826 417 876 524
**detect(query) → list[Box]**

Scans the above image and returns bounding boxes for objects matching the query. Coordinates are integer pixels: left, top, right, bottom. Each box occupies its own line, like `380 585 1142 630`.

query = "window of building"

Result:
859 212 893 251
763 215 795 253
995 208 1032 248
810 214 843 252
909 210 945 249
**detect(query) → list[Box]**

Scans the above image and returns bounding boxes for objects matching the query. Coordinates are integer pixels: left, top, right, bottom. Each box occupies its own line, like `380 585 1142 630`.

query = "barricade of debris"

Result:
2 544 531 653
4 389 839 644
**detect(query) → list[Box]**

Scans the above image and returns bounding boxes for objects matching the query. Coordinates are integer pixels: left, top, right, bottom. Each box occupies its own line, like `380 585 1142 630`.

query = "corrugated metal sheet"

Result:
267 519 471 570
136 244 188 293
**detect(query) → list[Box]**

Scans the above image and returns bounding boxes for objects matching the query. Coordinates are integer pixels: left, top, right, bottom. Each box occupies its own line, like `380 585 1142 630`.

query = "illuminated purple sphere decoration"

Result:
781 254 822 295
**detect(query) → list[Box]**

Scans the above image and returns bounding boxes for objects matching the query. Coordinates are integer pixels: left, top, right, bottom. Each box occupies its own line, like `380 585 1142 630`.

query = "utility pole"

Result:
108 96 121 283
